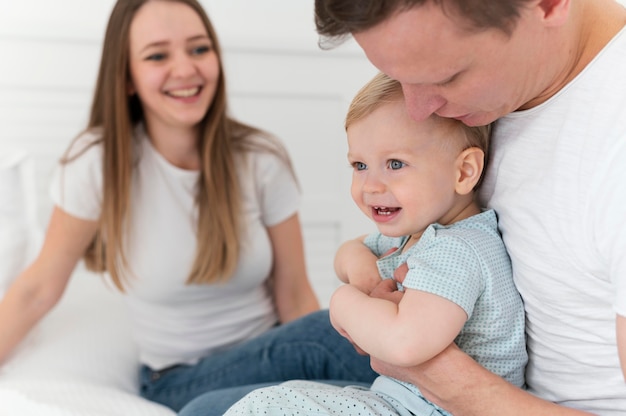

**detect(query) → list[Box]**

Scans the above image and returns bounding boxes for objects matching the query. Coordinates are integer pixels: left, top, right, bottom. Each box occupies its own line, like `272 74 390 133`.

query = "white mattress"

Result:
0 267 176 416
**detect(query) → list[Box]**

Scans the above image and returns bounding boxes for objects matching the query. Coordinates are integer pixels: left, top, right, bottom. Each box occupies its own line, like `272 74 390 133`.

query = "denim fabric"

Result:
139 310 378 411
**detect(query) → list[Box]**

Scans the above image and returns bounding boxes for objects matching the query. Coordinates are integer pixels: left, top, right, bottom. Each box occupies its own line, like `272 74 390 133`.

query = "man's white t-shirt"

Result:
479 27 626 415
50 125 300 370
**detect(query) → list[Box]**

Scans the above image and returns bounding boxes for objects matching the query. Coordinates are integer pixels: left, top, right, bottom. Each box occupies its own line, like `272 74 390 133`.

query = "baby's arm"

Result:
334 236 389 294
330 284 466 367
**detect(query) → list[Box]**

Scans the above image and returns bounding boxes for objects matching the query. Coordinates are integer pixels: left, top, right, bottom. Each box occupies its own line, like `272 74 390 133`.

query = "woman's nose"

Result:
171 53 196 78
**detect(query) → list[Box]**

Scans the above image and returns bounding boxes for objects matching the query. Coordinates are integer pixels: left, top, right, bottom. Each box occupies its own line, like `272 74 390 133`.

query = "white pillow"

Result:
0 266 177 414
0 149 42 297
2 267 140 393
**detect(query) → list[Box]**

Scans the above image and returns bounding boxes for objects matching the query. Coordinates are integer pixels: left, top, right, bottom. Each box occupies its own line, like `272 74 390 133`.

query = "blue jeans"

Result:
139 310 377 412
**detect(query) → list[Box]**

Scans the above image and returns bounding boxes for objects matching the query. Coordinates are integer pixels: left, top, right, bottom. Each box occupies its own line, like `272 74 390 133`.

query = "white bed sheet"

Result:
0 267 176 416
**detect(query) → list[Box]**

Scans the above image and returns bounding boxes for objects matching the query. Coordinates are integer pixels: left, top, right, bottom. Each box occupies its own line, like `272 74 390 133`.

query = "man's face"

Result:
353 2 544 126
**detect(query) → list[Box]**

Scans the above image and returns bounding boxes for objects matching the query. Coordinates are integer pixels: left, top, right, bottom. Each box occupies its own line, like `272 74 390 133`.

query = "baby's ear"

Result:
455 147 484 195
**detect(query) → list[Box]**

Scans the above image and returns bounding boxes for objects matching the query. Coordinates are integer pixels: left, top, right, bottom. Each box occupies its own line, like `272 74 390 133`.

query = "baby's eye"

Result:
388 159 405 170
352 162 367 171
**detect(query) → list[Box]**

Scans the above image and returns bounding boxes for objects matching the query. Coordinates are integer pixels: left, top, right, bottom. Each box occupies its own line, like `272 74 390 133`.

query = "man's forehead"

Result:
352 6 474 83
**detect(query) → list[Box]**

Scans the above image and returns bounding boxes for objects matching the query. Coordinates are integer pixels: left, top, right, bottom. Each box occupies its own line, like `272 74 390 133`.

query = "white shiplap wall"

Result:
0 0 378 306
8 1 622 305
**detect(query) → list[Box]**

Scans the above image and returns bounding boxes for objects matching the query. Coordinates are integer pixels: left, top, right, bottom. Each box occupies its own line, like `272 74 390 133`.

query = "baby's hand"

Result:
369 278 403 305
350 246 405 304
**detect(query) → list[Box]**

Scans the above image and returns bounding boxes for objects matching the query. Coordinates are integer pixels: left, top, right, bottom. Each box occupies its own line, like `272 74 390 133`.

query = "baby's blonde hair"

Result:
346 72 491 187
346 72 490 155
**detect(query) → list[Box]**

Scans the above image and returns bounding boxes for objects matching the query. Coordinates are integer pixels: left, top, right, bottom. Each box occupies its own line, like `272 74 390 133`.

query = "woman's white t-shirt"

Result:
50 125 300 370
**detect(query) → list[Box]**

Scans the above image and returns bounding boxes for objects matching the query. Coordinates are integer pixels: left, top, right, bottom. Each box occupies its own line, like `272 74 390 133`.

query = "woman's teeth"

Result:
168 87 200 98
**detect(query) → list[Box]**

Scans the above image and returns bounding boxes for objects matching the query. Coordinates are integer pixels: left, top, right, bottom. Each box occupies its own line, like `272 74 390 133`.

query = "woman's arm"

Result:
617 314 626 381
267 213 319 323
0 207 98 363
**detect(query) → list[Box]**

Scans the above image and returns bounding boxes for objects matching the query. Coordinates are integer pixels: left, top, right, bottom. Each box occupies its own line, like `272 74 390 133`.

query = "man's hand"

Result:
393 262 408 284
369 343 466 411
370 343 463 387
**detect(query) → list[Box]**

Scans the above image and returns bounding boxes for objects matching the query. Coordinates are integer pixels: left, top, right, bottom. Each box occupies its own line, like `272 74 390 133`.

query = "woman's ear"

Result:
127 81 135 96
455 147 484 195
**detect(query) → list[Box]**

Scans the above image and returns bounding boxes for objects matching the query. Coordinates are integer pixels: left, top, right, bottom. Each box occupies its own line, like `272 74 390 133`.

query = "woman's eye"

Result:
146 53 166 62
389 160 405 170
191 45 211 55
352 162 367 171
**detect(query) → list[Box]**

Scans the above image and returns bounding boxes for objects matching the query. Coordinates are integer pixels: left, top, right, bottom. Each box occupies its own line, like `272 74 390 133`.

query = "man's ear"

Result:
536 0 570 27
455 147 484 195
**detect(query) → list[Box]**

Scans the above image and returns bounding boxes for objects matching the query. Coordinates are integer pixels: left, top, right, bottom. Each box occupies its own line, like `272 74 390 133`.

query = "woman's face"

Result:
128 0 220 133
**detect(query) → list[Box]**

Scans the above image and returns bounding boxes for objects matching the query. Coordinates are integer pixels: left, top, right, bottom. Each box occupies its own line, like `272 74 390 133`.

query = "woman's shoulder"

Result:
236 130 292 170
64 127 104 160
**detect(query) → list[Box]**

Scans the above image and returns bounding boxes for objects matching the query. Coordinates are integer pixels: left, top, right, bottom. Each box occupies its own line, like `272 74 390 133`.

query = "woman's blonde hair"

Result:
63 0 294 290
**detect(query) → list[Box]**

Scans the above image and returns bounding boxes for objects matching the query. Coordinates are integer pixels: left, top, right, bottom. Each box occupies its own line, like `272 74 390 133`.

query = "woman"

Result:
0 0 377 411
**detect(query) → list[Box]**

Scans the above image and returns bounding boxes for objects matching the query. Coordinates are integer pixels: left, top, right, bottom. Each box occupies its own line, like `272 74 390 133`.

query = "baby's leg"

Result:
224 380 409 416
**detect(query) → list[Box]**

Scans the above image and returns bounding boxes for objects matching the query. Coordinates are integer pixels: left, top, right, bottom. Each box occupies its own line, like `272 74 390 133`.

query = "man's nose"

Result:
401 84 447 122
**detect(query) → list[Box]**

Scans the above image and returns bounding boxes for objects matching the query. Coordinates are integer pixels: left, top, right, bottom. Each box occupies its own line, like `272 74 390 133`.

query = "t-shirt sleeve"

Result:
364 233 404 258
49 134 103 221
403 234 484 317
254 150 300 227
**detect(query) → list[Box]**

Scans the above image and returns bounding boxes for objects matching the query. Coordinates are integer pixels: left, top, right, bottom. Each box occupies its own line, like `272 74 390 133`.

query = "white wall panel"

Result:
2 0 624 305
0 1 378 306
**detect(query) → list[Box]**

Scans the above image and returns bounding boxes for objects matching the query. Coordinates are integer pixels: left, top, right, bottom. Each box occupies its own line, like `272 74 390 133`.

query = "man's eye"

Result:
436 72 459 86
352 162 367 171
389 160 405 170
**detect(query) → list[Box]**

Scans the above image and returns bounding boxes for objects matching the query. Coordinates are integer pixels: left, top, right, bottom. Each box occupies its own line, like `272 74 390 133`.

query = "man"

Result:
313 0 626 415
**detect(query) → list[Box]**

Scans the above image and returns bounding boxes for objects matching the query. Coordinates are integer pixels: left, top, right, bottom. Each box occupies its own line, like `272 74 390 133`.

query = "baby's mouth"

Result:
373 206 400 216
